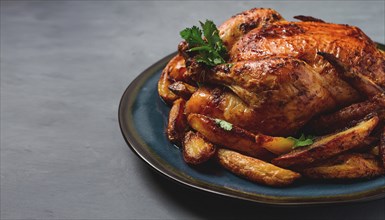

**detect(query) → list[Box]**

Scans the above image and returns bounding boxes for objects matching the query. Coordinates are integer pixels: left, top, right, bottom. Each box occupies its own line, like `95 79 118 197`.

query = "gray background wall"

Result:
1 1 384 219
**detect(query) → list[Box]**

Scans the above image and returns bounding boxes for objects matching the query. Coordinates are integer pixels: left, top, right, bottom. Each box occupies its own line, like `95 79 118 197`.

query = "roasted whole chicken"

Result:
158 8 385 186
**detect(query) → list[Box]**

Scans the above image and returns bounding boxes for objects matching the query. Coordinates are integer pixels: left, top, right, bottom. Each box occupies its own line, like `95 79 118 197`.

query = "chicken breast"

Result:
185 57 336 136
230 20 385 104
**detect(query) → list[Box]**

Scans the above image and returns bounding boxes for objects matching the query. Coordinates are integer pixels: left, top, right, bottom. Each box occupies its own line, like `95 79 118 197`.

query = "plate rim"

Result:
118 45 385 205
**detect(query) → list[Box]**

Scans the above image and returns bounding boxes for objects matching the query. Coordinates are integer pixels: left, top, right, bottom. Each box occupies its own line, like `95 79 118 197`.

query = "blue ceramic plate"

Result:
119 45 385 205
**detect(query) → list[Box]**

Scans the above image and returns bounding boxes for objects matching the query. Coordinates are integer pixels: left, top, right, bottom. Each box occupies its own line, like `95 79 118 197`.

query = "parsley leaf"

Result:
180 26 205 47
180 20 228 66
287 134 315 149
214 119 233 131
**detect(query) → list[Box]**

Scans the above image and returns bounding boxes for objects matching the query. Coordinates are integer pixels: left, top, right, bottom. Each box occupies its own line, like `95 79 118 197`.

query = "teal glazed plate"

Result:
119 44 385 205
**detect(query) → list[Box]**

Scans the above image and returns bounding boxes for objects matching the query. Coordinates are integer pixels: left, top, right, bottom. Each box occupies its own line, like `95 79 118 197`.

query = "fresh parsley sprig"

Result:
287 134 316 149
180 20 228 66
214 119 233 131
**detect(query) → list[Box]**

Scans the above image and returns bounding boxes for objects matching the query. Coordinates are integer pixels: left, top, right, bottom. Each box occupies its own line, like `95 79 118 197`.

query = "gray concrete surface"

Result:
1 1 384 219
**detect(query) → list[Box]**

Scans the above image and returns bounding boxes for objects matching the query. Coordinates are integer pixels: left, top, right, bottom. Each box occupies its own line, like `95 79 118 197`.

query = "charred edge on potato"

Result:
167 98 188 144
272 115 379 168
183 131 217 165
217 148 301 187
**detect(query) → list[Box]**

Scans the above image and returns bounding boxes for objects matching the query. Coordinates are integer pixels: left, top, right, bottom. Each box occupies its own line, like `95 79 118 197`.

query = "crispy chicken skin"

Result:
163 7 284 92
163 7 385 139
230 20 385 104
219 8 284 50
185 57 336 136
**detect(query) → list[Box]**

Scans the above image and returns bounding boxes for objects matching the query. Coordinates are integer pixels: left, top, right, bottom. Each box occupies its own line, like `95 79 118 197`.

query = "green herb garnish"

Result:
287 134 315 149
180 20 228 66
214 119 233 131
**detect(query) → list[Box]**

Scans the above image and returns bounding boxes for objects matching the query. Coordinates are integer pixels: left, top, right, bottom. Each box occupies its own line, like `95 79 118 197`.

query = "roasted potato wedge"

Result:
183 131 216 165
217 148 301 186
166 55 187 81
168 81 197 100
167 98 187 144
272 115 379 168
187 113 275 160
257 136 296 155
302 153 385 179
380 127 385 167
370 145 380 156
187 113 295 155
306 97 383 135
158 55 186 104
348 136 379 153
158 70 178 105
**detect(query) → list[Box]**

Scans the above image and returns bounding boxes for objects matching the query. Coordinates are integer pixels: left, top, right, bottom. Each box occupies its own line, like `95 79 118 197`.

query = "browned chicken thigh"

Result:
185 57 336 136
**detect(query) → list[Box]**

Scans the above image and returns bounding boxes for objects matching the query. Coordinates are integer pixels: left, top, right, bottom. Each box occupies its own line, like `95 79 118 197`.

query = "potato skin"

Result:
158 55 186 104
217 148 301 187
183 131 216 165
380 127 385 168
168 81 197 100
306 98 382 135
187 113 275 160
302 153 385 179
167 98 187 144
272 116 379 168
